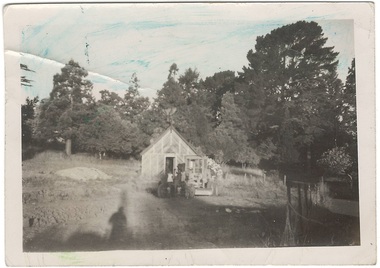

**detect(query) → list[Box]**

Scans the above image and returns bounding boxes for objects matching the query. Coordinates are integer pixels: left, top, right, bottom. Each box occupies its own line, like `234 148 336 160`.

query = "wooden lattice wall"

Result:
141 126 198 178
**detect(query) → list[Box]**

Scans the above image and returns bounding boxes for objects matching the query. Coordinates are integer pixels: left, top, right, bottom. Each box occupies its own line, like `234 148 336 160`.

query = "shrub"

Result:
317 147 353 175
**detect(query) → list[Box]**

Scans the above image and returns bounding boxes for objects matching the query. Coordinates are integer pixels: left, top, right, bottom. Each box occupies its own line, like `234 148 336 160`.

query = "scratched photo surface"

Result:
14 4 360 253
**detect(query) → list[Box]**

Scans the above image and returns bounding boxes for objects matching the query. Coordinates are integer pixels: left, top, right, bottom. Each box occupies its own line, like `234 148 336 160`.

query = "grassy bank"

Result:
218 166 286 202
23 151 287 202
23 150 140 177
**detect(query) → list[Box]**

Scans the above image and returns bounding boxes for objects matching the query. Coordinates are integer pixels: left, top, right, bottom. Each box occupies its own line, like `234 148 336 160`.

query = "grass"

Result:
23 151 287 203
224 166 265 177
218 166 287 201
22 150 142 204
23 150 140 179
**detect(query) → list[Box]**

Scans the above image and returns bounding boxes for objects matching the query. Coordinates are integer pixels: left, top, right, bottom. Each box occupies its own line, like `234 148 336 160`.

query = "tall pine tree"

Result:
211 92 251 164
240 21 342 173
33 60 94 155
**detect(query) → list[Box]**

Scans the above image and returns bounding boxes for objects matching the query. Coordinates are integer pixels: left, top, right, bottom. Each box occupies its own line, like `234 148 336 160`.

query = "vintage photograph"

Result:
4 2 376 266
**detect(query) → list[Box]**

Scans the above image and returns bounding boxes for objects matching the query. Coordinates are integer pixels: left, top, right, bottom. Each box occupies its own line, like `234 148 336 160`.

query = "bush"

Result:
317 147 353 175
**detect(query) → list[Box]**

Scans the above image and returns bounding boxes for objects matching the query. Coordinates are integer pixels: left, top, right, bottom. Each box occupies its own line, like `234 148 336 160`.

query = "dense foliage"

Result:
22 96 39 146
24 21 358 178
317 147 353 176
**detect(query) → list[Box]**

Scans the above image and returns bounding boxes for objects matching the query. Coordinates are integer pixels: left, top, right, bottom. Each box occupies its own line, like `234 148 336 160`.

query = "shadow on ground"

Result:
23 191 360 252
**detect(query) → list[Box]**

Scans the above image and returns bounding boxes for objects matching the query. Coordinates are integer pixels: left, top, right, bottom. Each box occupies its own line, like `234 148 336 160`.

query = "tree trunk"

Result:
65 139 72 156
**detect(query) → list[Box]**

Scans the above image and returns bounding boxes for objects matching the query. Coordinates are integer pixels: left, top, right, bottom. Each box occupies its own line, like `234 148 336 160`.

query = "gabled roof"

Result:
141 125 200 156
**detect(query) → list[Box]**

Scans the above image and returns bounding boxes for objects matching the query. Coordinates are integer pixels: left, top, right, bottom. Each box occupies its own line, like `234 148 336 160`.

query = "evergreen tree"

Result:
211 92 251 164
123 73 150 122
77 104 141 157
155 63 186 110
341 59 357 137
201 70 236 123
33 60 94 155
22 96 39 147
240 21 342 172
178 68 200 104
98 89 125 113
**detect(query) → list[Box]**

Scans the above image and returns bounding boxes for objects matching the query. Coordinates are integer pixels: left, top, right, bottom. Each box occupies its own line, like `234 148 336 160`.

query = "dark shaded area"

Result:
22 143 67 161
170 202 285 248
24 228 107 252
22 145 45 161
24 205 129 252
297 206 360 246
28 217 35 227
146 193 359 249
327 181 359 201
109 206 127 242
24 192 360 252
65 232 105 251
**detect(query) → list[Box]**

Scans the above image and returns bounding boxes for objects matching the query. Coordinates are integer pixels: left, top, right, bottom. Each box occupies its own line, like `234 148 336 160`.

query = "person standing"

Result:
173 168 180 196
167 172 174 197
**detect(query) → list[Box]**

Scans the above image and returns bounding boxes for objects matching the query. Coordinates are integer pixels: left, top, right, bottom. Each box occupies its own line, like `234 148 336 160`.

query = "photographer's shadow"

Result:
108 206 127 243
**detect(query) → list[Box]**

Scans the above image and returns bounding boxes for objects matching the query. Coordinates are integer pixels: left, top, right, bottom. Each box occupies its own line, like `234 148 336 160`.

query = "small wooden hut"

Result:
141 126 199 178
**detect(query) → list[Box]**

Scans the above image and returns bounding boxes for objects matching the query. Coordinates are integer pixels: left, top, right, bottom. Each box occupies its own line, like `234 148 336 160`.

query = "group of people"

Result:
165 168 186 197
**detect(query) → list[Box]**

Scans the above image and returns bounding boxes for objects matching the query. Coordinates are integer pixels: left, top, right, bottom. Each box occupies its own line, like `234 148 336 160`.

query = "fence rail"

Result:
282 176 328 246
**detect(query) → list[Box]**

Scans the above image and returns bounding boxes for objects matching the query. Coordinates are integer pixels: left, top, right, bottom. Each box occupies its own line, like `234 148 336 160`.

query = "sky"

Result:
7 3 355 101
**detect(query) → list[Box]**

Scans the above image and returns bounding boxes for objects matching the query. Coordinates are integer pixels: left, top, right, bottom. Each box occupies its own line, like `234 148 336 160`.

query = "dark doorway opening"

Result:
165 157 174 174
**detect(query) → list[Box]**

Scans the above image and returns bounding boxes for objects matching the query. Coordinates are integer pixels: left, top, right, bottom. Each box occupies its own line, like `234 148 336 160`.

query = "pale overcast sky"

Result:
6 3 355 101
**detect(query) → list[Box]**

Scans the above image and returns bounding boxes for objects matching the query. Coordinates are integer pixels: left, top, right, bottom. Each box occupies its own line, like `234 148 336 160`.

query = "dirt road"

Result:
22 154 360 251
23 178 359 251
24 183 285 251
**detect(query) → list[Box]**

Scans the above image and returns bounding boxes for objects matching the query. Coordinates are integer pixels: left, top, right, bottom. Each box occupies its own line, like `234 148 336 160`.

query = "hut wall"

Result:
141 128 197 178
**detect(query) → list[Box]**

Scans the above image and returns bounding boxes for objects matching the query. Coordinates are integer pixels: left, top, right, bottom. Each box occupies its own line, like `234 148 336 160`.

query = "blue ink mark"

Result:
42 48 49 57
102 22 125 32
135 60 150 68
111 59 150 68
130 21 178 30
90 76 108 83
110 61 125 66
30 25 44 36
88 22 126 37
21 15 59 50
110 83 129 92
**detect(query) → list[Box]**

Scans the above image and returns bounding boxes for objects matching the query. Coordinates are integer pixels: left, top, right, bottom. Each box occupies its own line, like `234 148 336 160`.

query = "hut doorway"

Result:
165 157 175 174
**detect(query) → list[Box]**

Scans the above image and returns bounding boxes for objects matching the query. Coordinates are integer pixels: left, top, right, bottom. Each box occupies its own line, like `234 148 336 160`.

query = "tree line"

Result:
22 21 357 179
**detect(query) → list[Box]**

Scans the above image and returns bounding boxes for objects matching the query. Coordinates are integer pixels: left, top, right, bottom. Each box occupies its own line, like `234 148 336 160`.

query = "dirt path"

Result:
24 183 282 251
24 182 359 251
122 186 287 249
124 188 207 249
323 199 359 217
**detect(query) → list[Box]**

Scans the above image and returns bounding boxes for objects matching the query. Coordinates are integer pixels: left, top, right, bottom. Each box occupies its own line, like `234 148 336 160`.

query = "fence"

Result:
281 178 328 246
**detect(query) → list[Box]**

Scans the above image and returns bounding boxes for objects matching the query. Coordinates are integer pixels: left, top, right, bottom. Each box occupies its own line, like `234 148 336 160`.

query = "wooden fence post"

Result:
282 181 296 246
320 176 326 203
297 184 303 238
287 181 291 223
